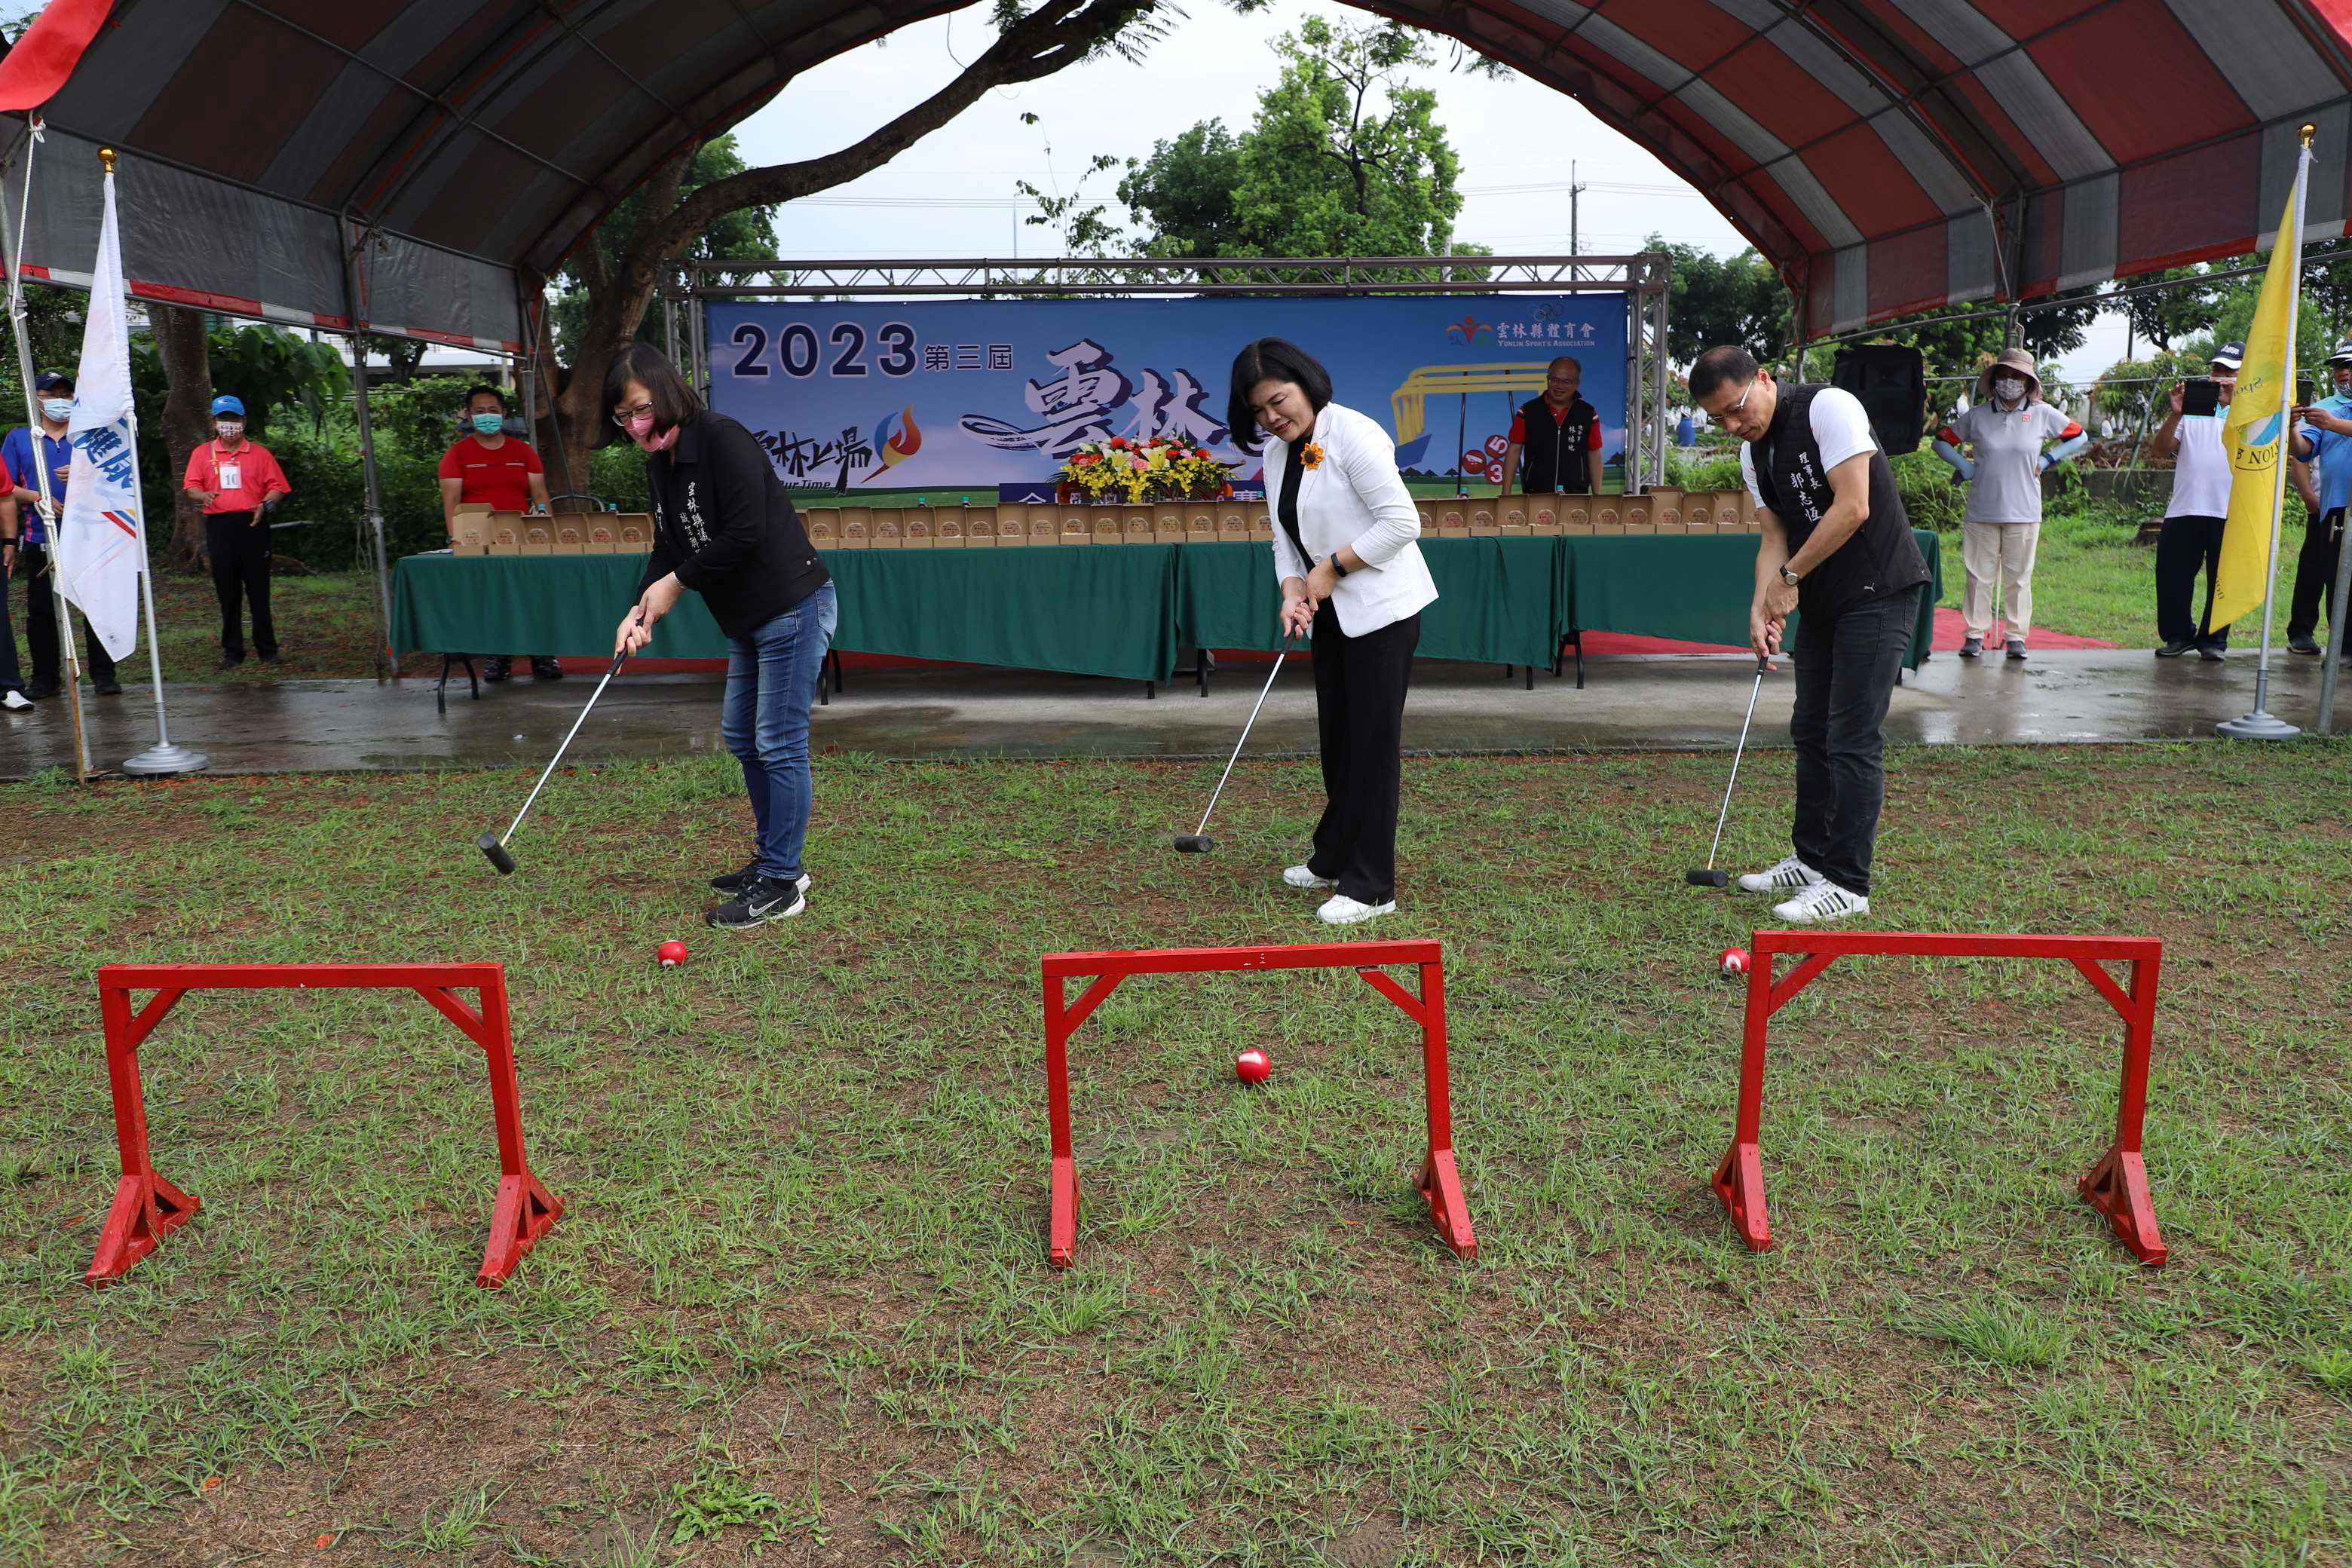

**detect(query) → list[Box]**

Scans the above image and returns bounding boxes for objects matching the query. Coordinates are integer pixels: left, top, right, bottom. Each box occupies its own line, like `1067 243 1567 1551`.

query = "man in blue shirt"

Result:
7 370 119 698
2288 340 2352 657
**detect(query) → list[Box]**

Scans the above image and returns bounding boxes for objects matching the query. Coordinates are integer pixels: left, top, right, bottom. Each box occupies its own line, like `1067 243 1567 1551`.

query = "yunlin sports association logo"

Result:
1444 316 1493 345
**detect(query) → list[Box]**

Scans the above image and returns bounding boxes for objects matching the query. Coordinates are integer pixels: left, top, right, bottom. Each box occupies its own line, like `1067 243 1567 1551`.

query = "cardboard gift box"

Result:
1186 506 1217 544
868 507 905 549
450 512 490 555
1436 503 1467 540
1246 507 1273 543
960 506 994 547
486 510 525 553
1529 501 1561 537
1649 488 1686 534
1620 494 1655 534
802 508 839 549
551 519 586 554
519 519 556 556
1217 508 1248 544
1499 501 1530 537
1092 508 1125 547
1414 501 1438 533
937 507 971 547
1057 507 1093 547
613 513 651 553
902 508 934 548
1560 502 1593 535
1153 503 1187 544
1123 507 1156 546
583 519 617 554
1468 501 1499 537
992 502 1026 547
1028 508 1061 547
1592 501 1624 536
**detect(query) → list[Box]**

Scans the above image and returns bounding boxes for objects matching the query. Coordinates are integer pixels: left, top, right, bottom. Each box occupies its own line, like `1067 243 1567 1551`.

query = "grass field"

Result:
3 743 2347 1563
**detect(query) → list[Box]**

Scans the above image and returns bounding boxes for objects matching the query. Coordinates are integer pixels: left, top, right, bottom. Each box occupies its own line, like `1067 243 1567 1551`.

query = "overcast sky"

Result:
722 0 2132 383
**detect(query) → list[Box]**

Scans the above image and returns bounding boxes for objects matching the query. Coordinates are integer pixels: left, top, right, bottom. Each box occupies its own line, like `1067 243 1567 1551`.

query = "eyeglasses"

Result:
610 399 655 430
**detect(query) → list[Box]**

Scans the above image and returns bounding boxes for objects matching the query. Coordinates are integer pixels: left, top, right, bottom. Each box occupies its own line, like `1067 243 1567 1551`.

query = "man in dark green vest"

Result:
1496 356 1603 496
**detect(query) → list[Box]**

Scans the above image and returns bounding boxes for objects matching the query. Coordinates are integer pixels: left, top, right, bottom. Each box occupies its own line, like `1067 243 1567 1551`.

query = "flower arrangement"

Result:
1055 435 1236 504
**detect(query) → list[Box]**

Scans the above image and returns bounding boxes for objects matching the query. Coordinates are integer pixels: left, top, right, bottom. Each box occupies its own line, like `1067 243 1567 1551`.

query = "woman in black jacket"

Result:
609 345 836 929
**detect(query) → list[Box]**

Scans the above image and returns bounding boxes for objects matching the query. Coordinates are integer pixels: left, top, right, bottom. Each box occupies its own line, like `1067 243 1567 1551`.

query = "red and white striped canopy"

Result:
7 0 2350 347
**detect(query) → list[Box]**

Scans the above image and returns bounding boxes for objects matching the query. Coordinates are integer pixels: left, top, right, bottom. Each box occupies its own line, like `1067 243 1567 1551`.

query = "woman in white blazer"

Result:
1227 338 1439 925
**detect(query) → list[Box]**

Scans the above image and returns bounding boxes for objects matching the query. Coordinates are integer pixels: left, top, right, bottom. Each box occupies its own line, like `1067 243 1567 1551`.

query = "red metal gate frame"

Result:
1042 939 1474 1267
85 963 562 1288
1712 930 2166 1265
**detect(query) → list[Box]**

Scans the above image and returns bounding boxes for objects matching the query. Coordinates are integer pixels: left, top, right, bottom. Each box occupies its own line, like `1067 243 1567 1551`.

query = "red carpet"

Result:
551 610 2118 677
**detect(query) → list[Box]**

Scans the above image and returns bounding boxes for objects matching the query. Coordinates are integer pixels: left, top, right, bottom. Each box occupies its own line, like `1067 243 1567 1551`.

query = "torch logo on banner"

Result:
876 406 923 467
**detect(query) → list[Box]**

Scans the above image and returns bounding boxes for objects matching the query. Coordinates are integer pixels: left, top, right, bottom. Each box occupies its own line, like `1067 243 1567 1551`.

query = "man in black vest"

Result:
1496 357 1603 495
1689 346 1929 924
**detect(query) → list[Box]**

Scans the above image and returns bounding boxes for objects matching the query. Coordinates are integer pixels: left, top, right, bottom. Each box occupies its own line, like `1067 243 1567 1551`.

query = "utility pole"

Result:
1568 161 1588 283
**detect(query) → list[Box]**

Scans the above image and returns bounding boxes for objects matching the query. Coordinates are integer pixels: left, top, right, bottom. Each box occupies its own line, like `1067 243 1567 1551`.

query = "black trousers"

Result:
206 511 277 660
16 543 116 689
2288 506 2343 642
2154 513 2229 650
1788 586 1919 899
1306 603 1419 905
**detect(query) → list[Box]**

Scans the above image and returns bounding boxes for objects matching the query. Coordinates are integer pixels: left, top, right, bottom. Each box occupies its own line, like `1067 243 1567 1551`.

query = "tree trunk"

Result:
152 304 214 572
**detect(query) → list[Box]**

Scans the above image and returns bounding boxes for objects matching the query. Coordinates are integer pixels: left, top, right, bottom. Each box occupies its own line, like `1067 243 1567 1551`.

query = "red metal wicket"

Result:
1040 940 1475 1267
84 963 562 1288
1711 930 2167 1265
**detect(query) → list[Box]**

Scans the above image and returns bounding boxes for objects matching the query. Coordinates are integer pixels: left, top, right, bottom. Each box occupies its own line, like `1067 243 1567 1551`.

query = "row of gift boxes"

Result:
795 490 1762 549
449 507 654 555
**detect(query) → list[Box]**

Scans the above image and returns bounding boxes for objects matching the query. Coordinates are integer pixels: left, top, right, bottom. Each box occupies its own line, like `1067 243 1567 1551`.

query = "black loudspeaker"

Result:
1831 344 1928 455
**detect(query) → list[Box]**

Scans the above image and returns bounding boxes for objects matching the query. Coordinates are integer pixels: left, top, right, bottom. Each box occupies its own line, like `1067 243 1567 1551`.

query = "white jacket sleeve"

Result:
1334 412 1422 568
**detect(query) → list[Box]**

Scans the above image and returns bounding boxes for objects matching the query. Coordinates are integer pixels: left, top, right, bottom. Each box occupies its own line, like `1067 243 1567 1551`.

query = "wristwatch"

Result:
1778 565 1802 587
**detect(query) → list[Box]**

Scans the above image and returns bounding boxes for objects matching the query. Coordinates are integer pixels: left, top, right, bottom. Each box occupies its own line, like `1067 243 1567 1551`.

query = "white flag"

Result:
56 166 142 660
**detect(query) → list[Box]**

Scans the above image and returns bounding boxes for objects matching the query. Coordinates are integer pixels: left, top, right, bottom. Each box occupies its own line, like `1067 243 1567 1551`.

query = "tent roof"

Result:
12 0 2352 347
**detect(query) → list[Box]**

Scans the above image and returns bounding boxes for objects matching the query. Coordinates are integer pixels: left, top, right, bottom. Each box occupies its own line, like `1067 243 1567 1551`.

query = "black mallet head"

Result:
1685 868 1730 887
479 833 517 875
1174 835 1214 853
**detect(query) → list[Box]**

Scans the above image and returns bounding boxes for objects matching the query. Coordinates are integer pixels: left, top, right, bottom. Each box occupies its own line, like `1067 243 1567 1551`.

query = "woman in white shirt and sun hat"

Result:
1932 346 2087 660
1227 338 1439 926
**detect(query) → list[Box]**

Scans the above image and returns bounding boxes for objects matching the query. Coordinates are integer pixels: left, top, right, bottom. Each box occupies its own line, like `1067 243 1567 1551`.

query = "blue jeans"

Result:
721 583 837 882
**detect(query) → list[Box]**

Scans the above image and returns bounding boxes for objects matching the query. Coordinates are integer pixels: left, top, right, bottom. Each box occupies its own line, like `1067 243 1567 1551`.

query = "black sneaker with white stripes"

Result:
710 862 812 897
705 875 807 930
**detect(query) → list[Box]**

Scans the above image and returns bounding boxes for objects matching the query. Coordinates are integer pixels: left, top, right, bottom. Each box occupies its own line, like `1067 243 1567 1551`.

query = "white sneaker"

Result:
1736 855 1820 896
1283 865 1337 890
1772 880 1870 924
2 690 29 711
1316 893 1395 926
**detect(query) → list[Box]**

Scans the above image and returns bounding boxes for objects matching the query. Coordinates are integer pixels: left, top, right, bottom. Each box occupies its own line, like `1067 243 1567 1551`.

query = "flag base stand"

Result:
121 743 210 775
2215 710 2301 740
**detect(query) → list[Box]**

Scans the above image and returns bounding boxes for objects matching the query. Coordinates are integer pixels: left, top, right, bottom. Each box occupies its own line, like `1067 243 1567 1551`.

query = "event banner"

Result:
704 294 1630 495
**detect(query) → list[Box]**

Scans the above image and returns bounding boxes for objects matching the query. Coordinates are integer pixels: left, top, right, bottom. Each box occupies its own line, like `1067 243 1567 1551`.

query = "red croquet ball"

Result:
1718 946 1750 978
657 940 688 969
1235 1048 1272 1084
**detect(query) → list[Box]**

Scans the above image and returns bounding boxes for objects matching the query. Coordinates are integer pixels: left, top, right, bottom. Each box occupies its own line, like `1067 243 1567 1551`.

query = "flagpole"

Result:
1 113 88 779
103 150 206 775
2217 125 2313 741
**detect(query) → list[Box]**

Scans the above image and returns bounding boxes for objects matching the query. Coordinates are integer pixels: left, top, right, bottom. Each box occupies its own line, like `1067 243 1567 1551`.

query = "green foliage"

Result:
1119 121 1248 258
1891 448 1963 532
1652 239 1784 366
550 136 778 357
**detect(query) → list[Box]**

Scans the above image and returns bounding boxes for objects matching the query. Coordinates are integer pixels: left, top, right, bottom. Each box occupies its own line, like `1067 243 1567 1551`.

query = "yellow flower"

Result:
1301 443 1325 470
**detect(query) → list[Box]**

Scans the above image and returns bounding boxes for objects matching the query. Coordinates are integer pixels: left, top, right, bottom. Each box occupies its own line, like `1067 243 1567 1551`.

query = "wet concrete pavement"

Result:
5 649 2347 779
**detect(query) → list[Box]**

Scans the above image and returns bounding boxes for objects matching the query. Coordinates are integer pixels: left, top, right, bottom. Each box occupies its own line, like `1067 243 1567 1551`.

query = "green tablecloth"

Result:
1174 537 1560 667
1563 528 1941 670
390 530 1941 682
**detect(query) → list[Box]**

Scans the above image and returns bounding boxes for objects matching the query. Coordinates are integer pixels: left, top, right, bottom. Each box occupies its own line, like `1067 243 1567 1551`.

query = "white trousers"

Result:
1961 519 2041 641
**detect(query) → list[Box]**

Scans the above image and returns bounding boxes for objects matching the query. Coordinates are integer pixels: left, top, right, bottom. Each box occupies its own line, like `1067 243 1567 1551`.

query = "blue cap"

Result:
35 371 69 392
211 394 245 417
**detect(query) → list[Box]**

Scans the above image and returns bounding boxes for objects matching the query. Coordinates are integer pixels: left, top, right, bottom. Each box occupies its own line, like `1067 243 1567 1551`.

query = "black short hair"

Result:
1227 338 1333 446
602 342 703 438
464 384 507 412
1689 346 1759 403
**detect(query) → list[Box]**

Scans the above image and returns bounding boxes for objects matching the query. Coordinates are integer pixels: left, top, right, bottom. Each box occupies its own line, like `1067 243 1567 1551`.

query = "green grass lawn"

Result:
3 744 2347 1563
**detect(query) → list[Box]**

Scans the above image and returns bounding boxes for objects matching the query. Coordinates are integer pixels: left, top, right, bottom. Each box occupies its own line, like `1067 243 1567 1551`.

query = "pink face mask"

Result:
625 411 675 452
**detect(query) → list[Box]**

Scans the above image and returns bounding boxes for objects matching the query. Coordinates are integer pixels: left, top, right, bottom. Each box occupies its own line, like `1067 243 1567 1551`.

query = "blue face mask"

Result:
41 397 72 422
471 412 505 436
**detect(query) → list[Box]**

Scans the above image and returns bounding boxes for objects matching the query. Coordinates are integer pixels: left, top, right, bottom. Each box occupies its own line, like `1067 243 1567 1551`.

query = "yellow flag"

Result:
2211 160 2308 629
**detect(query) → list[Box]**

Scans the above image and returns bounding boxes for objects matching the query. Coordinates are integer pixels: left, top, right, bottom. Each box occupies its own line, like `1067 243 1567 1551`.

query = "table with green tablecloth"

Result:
390 529 1939 687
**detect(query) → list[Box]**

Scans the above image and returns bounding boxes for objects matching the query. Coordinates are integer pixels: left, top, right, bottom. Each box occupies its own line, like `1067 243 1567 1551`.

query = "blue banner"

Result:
704 293 1631 493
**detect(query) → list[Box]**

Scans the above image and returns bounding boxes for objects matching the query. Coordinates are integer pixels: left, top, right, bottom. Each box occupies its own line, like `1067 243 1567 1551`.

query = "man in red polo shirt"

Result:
438 384 559 681
1496 356 1605 496
182 394 292 669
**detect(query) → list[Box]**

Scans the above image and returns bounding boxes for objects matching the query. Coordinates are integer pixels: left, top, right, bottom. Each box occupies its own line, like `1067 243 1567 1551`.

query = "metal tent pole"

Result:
341 219 395 681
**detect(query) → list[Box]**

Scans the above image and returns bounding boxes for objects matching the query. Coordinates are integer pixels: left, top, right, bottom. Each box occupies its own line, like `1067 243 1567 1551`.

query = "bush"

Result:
1892 449 1963 533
